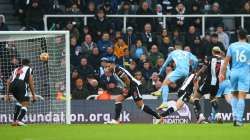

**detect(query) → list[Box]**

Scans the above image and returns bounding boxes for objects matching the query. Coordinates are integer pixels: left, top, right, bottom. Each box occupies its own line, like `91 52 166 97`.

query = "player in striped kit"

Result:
104 61 163 124
6 59 36 126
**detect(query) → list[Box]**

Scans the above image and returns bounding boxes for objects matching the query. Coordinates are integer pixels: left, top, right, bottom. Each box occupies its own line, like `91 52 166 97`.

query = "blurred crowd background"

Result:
0 0 250 100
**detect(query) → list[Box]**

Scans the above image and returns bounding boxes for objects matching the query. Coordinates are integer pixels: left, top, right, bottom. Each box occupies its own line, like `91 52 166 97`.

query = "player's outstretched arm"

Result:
28 75 36 102
220 56 230 82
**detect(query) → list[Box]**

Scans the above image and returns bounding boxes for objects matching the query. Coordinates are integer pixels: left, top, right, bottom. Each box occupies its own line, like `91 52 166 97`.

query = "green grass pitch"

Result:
1 124 250 140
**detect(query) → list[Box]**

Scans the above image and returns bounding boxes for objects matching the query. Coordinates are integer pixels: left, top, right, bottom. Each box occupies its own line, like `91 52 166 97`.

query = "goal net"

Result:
0 31 71 124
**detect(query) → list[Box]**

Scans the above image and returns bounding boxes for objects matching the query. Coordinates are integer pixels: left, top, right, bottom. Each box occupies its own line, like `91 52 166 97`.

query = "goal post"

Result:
0 31 71 124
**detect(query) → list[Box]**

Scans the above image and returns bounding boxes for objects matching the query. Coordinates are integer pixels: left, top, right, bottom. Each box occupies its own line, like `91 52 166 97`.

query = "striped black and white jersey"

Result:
11 66 33 85
205 55 224 86
113 66 141 88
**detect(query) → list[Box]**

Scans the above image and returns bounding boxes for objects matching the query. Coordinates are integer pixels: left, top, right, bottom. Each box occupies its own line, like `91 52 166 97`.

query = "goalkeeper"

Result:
6 59 36 126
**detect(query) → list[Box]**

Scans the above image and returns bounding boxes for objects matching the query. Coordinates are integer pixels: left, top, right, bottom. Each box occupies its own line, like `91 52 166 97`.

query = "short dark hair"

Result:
238 28 248 40
22 59 30 66
211 33 218 38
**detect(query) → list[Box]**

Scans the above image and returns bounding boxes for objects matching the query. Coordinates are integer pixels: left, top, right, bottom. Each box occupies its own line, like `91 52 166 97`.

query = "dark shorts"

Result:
123 83 143 102
177 74 195 102
199 80 218 100
10 80 30 103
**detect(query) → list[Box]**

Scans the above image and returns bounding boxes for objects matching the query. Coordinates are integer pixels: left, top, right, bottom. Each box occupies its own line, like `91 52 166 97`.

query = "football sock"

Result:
17 107 27 121
14 103 22 121
160 105 177 117
114 102 122 121
141 104 161 119
162 85 169 105
193 99 201 119
230 97 238 121
236 99 245 122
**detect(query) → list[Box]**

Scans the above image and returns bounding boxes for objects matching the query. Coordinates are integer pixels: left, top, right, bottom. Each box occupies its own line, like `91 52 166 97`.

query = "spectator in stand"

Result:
71 78 90 100
173 2 187 31
136 1 156 32
71 68 80 90
114 37 128 65
0 16 8 31
134 71 147 93
122 26 137 49
188 2 202 30
148 44 164 67
145 72 162 93
98 57 109 78
171 29 185 46
240 1 250 33
97 32 113 55
99 68 117 90
154 4 165 31
117 1 135 15
185 25 201 56
104 46 116 63
14 0 28 26
85 75 99 95
200 0 211 14
66 3 82 14
88 47 102 74
130 39 148 60
141 60 156 83
156 28 169 48
81 34 97 56
70 36 82 67
161 0 175 14
121 48 132 69
159 36 172 58
77 57 95 80
25 0 44 30
155 57 165 72
102 1 114 14
127 60 138 74
140 23 157 50
207 2 222 29
79 25 90 42
84 1 96 14
216 24 230 50
89 8 113 40
204 33 225 57
64 21 80 40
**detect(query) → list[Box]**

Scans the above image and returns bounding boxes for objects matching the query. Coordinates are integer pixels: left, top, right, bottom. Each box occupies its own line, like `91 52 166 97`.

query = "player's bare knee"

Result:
135 100 144 109
21 101 29 107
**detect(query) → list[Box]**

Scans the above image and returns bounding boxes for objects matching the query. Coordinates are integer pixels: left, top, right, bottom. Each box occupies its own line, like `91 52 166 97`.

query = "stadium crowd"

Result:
1 0 250 100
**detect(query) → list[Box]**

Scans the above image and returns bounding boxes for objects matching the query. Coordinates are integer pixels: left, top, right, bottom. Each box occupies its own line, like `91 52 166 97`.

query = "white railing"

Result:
0 14 5 23
44 14 250 37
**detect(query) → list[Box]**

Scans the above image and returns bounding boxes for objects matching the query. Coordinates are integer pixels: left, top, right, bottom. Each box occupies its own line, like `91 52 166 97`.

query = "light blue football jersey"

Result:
159 50 198 75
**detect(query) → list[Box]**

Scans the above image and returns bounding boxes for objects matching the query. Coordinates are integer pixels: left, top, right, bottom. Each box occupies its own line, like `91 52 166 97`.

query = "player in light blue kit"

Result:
214 65 234 122
220 29 250 126
151 44 198 110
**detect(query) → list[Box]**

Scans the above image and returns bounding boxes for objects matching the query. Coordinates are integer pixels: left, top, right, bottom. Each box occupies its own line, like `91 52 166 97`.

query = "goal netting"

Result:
0 31 71 124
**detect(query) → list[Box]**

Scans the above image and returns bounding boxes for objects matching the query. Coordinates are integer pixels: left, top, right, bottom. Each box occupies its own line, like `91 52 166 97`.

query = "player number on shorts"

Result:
236 50 247 62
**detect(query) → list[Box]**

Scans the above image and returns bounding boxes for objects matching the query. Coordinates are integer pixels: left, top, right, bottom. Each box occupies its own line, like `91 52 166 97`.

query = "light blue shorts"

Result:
230 70 250 93
166 69 188 83
216 80 232 97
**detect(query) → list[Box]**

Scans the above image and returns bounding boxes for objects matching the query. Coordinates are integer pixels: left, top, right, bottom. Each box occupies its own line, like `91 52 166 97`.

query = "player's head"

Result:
104 60 115 73
212 46 221 56
21 59 30 66
174 42 183 50
237 28 248 40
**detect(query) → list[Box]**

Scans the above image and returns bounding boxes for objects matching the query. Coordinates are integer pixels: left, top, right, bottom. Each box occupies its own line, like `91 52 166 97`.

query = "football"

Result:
39 52 49 62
